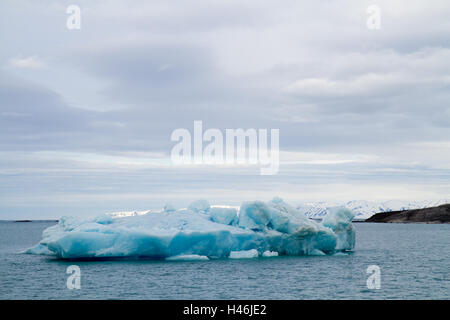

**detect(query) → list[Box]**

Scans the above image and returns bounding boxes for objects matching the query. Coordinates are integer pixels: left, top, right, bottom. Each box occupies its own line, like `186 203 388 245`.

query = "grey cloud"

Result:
1 0 450 218
0 73 92 149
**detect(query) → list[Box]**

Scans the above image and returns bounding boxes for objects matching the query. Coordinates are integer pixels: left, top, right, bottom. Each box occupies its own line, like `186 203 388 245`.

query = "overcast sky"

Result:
1 0 450 218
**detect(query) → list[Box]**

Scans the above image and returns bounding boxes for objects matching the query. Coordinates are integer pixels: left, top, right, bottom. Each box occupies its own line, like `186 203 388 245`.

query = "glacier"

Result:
26 198 355 259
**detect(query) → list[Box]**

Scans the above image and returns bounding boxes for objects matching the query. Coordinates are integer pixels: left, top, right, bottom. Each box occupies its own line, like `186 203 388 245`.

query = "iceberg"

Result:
209 207 238 226
262 250 278 257
26 198 355 259
229 249 259 259
322 207 355 251
165 254 209 261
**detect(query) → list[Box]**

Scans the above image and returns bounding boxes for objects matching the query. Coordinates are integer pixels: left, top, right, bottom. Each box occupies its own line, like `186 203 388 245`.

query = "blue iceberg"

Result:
26 198 355 259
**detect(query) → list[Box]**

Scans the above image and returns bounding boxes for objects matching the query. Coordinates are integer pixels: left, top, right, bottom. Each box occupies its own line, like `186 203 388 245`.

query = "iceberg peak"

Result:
188 199 211 213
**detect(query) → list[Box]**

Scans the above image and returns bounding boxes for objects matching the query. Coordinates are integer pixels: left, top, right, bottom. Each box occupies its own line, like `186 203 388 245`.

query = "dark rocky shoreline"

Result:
365 204 450 223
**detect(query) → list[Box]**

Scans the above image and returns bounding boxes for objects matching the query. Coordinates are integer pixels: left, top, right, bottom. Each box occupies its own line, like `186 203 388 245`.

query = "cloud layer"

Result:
0 0 449 218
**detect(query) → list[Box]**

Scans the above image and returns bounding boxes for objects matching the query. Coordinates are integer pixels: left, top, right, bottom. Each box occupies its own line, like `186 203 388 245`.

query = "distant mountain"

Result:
366 204 450 223
107 205 240 218
107 210 152 218
107 199 450 221
296 199 450 220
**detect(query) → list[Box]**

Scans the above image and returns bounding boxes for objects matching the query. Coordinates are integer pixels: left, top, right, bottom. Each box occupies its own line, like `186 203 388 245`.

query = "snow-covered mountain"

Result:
107 205 239 218
107 199 449 221
106 210 152 218
297 199 450 220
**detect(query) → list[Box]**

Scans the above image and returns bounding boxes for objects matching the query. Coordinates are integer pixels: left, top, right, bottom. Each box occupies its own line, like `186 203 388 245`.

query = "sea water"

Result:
0 221 448 299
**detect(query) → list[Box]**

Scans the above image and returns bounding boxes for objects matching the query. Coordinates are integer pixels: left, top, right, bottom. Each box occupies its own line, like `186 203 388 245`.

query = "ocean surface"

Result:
0 221 448 299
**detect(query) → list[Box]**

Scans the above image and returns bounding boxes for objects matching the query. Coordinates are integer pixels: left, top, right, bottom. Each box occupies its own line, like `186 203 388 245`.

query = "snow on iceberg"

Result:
26 198 355 259
262 251 278 257
229 249 259 259
165 254 209 261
